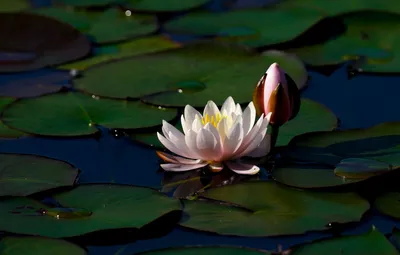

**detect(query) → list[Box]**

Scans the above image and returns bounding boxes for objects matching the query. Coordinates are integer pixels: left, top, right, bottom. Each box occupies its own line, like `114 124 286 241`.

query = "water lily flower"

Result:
156 97 272 175
253 63 300 127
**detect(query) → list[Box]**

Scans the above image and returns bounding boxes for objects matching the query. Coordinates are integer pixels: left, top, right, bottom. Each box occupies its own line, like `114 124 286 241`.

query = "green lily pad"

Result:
0 236 87 255
1 92 177 137
74 42 307 106
288 12 400 73
289 122 400 167
31 7 157 45
0 97 25 138
334 158 392 179
276 98 337 146
289 226 399 255
164 7 325 48
125 0 212 12
137 246 271 255
274 0 400 16
179 181 369 237
54 0 121 7
0 12 90 73
0 184 181 238
0 153 79 197
391 228 400 250
0 0 29 12
59 35 180 71
272 157 394 189
374 192 400 219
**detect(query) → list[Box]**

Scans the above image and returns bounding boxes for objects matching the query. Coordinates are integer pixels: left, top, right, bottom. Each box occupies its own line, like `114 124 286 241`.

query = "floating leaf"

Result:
276 99 337 146
0 236 87 255
0 184 181 238
0 0 29 12
180 181 369 236
0 97 25 138
0 69 72 98
137 246 271 255
164 8 325 47
288 12 400 73
374 192 400 219
1 92 177 136
59 36 180 71
74 42 307 106
0 153 79 197
54 0 121 7
274 0 400 16
334 158 392 179
125 0 212 12
290 226 399 255
31 7 158 45
289 122 400 167
0 12 90 72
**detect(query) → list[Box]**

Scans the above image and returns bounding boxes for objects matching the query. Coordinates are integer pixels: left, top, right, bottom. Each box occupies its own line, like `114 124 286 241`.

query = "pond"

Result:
0 0 400 254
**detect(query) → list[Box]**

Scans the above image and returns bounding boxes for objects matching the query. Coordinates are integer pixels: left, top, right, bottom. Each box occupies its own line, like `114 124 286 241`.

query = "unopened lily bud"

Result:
252 63 300 127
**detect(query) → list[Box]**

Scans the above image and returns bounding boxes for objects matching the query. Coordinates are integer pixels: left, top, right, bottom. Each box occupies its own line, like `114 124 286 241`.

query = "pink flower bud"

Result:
253 63 300 127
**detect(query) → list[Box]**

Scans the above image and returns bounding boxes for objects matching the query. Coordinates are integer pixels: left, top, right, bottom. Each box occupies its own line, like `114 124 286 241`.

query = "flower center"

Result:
201 113 227 128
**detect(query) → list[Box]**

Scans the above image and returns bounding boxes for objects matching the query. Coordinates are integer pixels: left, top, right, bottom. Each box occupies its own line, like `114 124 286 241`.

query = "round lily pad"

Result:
137 246 271 255
276 98 337 146
59 35 180 71
0 97 25 138
289 122 400 167
125 0 212 12
164 8 325 47
74 42 307 106
179 181 369 237
288 12 400 73
1 92 178 137
290 226 399 255
0 0 29 12
374 192 400 219
0 184 181 238
54 0 121 7
0 12 90 72
0 236 87 255
274 0 400 17
0 69 72 98
0 153 79 197
272 157 394 189
31 7 158 45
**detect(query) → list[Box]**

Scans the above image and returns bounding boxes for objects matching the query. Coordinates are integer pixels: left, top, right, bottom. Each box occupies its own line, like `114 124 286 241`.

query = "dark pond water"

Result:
1 0 400 254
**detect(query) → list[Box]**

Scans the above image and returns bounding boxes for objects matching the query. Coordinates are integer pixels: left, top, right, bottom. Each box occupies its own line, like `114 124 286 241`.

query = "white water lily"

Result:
156 97 272 175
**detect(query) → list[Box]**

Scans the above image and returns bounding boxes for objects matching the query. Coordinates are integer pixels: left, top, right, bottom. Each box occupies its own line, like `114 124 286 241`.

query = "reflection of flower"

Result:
253 63 300 127
156 97 271 175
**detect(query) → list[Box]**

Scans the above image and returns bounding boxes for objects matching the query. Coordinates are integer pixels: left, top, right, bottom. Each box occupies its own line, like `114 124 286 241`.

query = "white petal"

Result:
246 133 271 158
203 100 220 117
241 102 256 136
232 114 264 158
162 120 184 143
216 117 229 141
204 123 223 161
221 120 244 160
225 161 260 175
185 129 202 158
181 115 190 135
226 115 242 138
196 128 217 160
157 132 192 158
235 103 242 115
221 96 235 116
156 151 204 164
161 163 208 172
184 105 202 125
233 115 270 158
192 115 203 133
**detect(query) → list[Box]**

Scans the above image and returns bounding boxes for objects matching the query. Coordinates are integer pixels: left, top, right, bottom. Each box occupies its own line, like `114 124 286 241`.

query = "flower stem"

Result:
270 124 279 150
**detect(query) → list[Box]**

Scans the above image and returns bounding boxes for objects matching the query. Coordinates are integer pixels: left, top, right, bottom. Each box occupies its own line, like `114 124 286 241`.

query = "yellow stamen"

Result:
201 113 226 128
